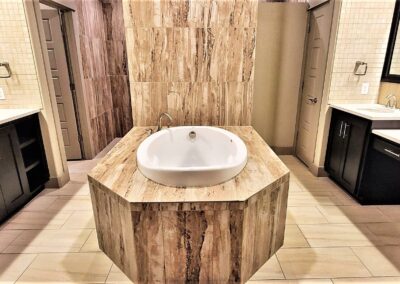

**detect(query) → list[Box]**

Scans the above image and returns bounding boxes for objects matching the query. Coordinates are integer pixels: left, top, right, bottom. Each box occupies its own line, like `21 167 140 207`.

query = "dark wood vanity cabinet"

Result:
0 114 49 222
325 110 369 194
325 109 400 204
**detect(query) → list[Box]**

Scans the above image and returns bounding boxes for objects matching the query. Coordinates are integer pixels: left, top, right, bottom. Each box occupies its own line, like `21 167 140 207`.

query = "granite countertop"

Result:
372 129 400 145
330 104 400 121
0 108 41 125
88 126 290 205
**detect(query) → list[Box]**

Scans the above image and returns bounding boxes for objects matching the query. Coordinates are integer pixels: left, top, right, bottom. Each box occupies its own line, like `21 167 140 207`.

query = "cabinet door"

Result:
325 113 346 179
340 116 369 193
0 125 29 215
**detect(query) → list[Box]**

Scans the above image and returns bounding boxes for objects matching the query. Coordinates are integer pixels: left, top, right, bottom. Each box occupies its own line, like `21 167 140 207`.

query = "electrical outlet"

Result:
361 82 369 95
0 87 5 100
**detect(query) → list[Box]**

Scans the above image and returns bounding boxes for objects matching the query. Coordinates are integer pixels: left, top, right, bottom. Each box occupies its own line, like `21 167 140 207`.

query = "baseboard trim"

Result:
46 171 70 188
309 163 328 177
272 146 294 155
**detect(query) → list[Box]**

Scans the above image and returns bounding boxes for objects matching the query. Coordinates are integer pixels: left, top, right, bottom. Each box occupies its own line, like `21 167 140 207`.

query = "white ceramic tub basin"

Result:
137 126 248 187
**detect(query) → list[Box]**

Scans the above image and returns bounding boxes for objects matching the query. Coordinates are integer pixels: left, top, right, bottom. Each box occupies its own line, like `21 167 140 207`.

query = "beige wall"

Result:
252 3 307 151
313 0 396 169
0 0 69 186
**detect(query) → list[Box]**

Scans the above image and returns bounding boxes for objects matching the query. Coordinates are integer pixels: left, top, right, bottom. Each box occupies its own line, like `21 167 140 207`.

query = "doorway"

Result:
39 2 82 160
295 0 334 167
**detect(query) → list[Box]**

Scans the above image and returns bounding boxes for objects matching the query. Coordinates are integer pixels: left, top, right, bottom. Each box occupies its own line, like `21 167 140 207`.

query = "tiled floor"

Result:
0 141 399 283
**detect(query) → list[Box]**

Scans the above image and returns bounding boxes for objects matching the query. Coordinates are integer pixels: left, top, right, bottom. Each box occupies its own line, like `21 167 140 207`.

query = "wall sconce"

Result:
0 62 12 78
354 61 367 76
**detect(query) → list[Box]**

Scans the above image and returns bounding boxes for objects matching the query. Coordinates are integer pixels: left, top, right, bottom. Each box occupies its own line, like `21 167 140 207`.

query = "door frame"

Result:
29 0 95 160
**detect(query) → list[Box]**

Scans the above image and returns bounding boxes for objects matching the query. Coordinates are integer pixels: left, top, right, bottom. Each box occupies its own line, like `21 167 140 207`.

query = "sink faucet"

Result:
157 112 173 131
385 94 397 109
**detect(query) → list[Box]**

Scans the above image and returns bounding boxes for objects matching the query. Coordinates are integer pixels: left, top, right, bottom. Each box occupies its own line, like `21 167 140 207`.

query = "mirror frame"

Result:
382 0 400 83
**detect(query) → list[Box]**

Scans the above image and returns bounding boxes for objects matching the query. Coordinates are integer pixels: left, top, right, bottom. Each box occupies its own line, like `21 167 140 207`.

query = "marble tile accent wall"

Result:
76 0 132 155
123 0 259 126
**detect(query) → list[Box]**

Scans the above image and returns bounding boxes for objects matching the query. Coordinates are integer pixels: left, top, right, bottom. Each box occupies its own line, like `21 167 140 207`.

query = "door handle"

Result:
307 96 318 104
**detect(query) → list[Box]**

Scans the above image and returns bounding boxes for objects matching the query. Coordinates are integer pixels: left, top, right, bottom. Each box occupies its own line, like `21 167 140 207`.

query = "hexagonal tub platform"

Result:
88 126 289 283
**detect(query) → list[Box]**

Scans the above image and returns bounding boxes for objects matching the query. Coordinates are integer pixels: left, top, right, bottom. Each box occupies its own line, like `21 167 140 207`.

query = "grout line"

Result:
349 246 374 277
14 253 39 282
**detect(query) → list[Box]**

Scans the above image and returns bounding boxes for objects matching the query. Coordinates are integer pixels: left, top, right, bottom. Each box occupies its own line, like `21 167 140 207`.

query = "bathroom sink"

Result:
137 126 248 187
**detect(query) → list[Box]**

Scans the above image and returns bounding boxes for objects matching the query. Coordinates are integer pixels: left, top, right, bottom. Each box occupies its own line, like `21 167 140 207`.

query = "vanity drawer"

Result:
372 136 400 162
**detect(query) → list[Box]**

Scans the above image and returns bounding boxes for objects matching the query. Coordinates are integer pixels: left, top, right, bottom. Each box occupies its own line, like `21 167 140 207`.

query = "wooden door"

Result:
41 9 82 160
0 125 29 216
296 0 334 166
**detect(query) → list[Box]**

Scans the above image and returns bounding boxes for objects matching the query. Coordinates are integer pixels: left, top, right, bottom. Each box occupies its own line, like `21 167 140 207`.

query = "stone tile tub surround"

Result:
88 126 289 282
123 0 258 127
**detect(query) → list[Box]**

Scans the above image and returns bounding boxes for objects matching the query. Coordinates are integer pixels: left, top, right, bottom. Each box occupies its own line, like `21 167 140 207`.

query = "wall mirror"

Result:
382 0 400 82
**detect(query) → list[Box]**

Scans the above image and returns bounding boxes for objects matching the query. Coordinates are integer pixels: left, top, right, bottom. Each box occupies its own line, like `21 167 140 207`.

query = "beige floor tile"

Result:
289 180 304 192
283 225 309 248
286 207 328 225
249 280 333 284
69 172 90 183
2 211 71 230
352 246 400 277
47 196 93 212
17 252 112 283
333 277 400 283
21 196 58 212
288 192 339 207
106 264 132 283
299 224 374 247
4 229 92 253
0 254 37 282
45 182 90 196
67 159 99 174
277 247 371 279
62 211 95 229
364 223 400 245
0 230 23 252
80 230 101 252
378 206 400 222
318 205 390 224
250 255 285 280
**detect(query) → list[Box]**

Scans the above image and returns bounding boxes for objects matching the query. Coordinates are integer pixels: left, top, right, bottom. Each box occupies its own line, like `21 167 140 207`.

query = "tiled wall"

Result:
378 82 400 108
0 0 42 108
327 0 395 104
76 0 132 155
123 0 258 126
103 0 133 137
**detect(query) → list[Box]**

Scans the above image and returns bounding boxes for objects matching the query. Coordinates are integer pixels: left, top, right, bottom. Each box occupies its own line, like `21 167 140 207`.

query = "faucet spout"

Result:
157 112 173 131
385 94 397 109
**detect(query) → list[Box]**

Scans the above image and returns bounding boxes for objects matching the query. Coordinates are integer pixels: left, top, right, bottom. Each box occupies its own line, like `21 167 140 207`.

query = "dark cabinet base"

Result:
358 136 400 205
0 114 49 222
325 108 400 205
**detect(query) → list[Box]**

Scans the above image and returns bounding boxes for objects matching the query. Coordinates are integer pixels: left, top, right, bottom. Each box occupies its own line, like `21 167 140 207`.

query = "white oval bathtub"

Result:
137 126 248 187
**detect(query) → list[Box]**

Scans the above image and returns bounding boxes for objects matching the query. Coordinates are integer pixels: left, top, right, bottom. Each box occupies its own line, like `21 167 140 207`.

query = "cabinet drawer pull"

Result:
339 121 344 137
384 148 400 158
343 123 350 139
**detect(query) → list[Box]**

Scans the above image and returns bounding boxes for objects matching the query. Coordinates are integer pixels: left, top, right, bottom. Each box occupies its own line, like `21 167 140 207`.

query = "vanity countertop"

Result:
0 108 41 125
372 129 400 145
88 126 290 206
330 104 400 121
